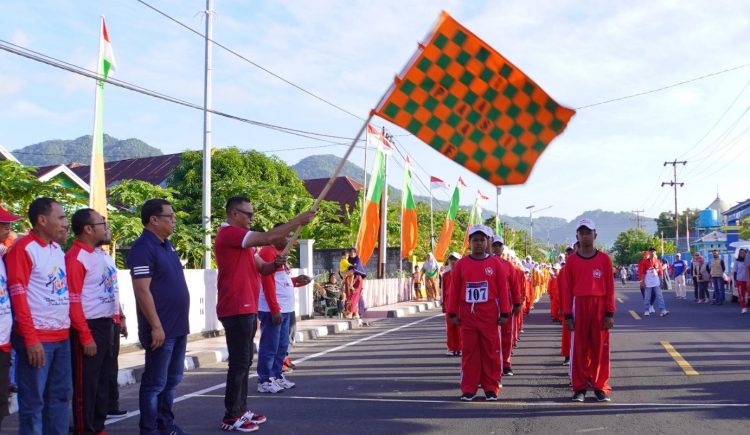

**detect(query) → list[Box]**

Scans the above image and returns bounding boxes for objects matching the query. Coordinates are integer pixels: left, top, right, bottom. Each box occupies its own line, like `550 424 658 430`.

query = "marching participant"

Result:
490 236 522 376
441 252 462 356
447 225 511 401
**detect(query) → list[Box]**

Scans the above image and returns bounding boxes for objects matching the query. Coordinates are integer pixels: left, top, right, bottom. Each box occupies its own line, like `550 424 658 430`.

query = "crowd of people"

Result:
441 218 615 402
0 196 315 434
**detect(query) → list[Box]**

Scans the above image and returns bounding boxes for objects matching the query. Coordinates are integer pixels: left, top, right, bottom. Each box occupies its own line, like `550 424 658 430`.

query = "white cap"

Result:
492 235 504 245
576 218 596 231
468 224 493 238
448 251 461 260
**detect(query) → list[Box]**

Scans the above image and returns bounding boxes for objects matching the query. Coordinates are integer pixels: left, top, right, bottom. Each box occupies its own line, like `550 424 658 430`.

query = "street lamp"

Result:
526 205 552 257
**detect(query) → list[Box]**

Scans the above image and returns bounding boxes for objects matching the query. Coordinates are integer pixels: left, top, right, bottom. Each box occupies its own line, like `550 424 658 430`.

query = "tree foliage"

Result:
654 208 700 239
611 228 675 266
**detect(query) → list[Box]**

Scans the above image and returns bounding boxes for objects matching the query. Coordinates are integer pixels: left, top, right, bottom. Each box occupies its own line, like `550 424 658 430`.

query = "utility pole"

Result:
201 0 214 268
662 160 686 252
631 209 644 230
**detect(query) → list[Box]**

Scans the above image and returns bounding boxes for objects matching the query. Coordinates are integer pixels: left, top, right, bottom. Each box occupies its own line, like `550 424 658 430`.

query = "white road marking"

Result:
181 393 749 408
577 428 606 433
106 313 443 425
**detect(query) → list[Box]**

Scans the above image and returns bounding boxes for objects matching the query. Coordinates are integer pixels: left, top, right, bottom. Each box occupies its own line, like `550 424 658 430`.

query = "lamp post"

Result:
526 204 552 257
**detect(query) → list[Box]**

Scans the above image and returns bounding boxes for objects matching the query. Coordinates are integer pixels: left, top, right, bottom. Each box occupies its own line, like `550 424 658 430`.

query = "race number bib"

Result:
465 281 489 303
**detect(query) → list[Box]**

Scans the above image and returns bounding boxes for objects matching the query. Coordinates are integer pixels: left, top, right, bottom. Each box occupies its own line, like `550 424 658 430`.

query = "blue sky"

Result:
1 0 750 222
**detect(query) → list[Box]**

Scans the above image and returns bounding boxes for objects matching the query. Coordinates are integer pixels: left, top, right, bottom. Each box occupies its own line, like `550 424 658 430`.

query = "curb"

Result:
363 300 441 318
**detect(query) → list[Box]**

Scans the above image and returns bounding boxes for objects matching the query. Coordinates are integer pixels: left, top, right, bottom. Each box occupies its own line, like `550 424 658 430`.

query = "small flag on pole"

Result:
430 176 450 192
375 11 574 186
355 125 390 266
90 16 117 219
400 157 418 258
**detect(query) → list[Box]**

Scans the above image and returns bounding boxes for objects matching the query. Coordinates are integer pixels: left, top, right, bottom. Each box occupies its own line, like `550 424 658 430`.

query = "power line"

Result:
135 0 365 122
661 160 687 250
575 62 750 110
631 209 644 230
0 39 367 145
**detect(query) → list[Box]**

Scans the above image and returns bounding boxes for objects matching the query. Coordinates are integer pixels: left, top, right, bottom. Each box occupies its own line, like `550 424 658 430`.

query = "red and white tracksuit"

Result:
557 264 572 360
498 258 522 371
442 269 462 353
561 251 616 393
448 255 511 395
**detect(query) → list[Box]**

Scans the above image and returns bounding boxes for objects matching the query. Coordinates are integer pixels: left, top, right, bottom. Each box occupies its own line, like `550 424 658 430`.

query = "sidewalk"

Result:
116 299 441 387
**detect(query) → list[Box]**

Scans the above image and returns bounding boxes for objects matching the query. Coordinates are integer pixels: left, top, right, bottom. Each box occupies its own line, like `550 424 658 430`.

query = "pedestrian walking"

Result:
447 225 511 402
128 199 191 435
639 248 668 316
732 248 747 314
561 219 615 402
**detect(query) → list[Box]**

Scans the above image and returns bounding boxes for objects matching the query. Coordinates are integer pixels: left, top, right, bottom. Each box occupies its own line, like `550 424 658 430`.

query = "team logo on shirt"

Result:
46 266 68 296
485 267 494 276
593 268 602 279
99 265 118 295
0 274 8 305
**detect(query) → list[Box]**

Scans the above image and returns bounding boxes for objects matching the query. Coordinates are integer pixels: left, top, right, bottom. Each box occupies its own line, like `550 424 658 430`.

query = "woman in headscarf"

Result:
346 248 367 319
422 253 440 301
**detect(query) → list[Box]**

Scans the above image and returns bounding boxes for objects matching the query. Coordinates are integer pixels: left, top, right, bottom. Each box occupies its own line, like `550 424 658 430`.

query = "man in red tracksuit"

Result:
447 225 511 401
558 245 575 367
441 252 462 356
562 219 615 402
490 236 522 376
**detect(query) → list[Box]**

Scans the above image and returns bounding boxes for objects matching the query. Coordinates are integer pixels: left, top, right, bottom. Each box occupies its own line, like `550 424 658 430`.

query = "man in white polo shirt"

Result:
66 208 118 435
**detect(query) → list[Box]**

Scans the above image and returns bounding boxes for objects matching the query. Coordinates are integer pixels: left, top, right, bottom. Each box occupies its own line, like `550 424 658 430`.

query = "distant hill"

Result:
12 134 162 166
293 154 657 247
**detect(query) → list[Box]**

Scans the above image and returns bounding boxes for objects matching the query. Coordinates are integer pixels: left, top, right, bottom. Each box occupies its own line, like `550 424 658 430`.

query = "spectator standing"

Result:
5 197 79 434
412 266 423 300
422 253 439 301
257 225 312 394
0 206 19 430
619 266 627 285
128 199 190 435
732 248 747 314
672 254 689 299
0 205 21 257
707 250 726 305
214 196 313 431
693 254 710 303
66 208 119 435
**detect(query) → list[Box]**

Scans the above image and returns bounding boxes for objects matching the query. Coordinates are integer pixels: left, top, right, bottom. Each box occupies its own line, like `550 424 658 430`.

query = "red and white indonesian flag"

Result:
366 125 394 154
430 176 450 192
100 18 117 77
476 189 489 202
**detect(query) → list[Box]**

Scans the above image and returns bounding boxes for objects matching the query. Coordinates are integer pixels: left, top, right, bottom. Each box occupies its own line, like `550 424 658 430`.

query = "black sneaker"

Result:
460 393 476 401
562 357 570 366
485 392 498 401
503 367 514 376
594 390 611 402
572 390 586 402
107 409 128 418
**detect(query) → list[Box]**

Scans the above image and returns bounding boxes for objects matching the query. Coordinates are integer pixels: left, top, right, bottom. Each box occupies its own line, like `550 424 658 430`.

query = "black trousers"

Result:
71 317 114 434
219 313 258 419
108 321 122 412
0 349 10 431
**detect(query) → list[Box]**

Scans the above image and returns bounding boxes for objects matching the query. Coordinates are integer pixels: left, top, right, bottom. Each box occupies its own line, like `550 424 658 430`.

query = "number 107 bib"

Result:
465 281 489 303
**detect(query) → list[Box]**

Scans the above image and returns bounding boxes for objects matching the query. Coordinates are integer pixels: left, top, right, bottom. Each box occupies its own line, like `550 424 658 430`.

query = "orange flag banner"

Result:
375 11 575 185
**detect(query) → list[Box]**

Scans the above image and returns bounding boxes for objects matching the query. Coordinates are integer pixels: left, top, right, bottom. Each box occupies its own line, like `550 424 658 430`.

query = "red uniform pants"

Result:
561 324 571 358
459 302 501 395
500 315 514 369
444 314 462 352
737 280 748 308
570 296 611 393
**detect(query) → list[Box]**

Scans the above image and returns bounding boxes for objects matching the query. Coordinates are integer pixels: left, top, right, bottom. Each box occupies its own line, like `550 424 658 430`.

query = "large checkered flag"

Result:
375 11 575 186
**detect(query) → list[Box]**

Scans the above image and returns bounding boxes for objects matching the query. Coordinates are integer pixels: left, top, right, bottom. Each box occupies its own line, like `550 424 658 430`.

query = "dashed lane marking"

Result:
661 341 699 376
629 310 641 320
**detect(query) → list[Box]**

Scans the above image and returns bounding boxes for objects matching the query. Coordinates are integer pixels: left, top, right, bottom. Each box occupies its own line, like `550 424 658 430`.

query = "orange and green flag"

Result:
434 176 466 261
374 11 575 186
356 125 392 266
400 157 418 258
90 16 117 218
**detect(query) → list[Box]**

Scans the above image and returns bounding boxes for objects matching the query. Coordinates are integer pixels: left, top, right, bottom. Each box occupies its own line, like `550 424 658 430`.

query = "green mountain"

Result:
12 134 162 166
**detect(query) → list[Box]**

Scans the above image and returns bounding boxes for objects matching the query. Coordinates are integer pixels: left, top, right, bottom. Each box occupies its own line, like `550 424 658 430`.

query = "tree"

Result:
611 228 675 266
654 208 700 239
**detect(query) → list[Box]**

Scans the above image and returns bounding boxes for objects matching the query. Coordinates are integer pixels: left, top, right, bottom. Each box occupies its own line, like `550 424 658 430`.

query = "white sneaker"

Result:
649 306 655 313
643 311 650 316
257 380 283 393
273 376 295 390
660 310 669 317
742 308 747 314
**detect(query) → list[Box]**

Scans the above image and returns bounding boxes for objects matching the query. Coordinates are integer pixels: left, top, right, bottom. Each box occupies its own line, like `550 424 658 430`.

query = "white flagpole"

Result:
201 0 214 268
429 182 435 253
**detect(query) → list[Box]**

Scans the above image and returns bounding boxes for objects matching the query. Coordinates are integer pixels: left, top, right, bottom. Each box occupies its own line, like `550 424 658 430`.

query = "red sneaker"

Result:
220 416 259 432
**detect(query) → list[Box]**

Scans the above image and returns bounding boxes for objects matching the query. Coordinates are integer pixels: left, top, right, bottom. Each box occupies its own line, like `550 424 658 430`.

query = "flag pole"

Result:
429 182 435 254
282 113 374 255
495 186 501 236
201 0 214 268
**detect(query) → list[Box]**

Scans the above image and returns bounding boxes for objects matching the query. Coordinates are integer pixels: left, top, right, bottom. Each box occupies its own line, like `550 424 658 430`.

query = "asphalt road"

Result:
4 282 750 434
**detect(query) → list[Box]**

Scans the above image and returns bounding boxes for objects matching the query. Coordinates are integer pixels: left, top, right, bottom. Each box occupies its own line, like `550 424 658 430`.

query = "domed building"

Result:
707 194 731 226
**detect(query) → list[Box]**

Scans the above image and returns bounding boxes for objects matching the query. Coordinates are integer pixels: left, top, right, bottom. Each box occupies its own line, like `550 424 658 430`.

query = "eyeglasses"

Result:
235 209 254 219
156 214 176 221
88 220 108 228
